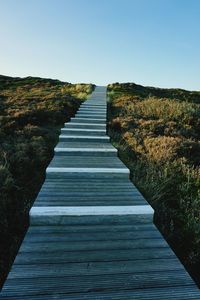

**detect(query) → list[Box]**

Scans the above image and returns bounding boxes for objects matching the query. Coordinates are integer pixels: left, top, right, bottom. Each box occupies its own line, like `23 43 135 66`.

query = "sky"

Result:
0 0 200 90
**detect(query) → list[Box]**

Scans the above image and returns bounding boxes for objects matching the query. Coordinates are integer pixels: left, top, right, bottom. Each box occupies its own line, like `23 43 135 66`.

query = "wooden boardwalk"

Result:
1 86 199 299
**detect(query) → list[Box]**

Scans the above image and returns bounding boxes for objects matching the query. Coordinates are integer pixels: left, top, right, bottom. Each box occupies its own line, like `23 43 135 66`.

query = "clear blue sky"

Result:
1 0 200 90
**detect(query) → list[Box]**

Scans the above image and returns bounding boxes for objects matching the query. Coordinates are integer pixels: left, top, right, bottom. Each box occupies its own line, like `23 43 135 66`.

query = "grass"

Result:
0 75 94 287
107 82 200 285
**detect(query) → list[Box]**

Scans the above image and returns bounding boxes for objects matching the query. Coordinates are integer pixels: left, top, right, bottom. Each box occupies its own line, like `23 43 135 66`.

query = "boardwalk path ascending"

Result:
1 86 199 299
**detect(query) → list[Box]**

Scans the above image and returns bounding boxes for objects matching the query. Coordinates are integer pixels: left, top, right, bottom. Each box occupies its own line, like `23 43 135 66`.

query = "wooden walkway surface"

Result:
1 86 199 299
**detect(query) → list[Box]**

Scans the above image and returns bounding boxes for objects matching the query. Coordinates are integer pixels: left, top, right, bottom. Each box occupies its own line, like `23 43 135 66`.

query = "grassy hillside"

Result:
107 82 200 285
0 75 94 287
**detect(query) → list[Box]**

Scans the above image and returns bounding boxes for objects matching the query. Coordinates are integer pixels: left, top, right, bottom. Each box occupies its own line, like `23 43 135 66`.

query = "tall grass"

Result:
108 83 200 284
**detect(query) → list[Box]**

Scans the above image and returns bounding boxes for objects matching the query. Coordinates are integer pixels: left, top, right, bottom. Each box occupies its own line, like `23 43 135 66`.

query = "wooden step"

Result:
70 117 106 123
64 122 106 129
54 147 117 156
30 206 154 225
46 167 130 179
59 135 110 142
61 128 106 136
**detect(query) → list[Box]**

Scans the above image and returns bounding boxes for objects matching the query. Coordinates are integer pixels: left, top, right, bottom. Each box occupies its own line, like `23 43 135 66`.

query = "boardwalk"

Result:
1 86 199 299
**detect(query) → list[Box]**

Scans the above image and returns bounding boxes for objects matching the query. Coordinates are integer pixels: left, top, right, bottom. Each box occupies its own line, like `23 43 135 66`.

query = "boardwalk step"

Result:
65 122 106 126
28 224 158 233
70 117 106 123
78 110 106 114
74 114 106 119
61 128 106 136
64 123 106 129
54 147 117 156
34 201 145 207
77 111 106 115
30 206 154 225
81 105 107 109
48 158 126 168
80 103 107 106
1 287 200 300
76 111 106 115
37 190 143 197
78 108 107 112
56 142 113 148
3 258 185 279
59 135 109 143
46 167 129 179
24 227 162 242
14 247 173 264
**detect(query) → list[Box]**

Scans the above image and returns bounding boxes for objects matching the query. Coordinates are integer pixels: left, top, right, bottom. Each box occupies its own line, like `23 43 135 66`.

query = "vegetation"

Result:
0 75 94 287
1 76 199 287
107 82 200 285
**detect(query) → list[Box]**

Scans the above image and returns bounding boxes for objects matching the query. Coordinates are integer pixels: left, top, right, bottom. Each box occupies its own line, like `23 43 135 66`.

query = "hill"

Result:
1 77 200 287
107 82 200 285
0 75 94 286
108 82 200 103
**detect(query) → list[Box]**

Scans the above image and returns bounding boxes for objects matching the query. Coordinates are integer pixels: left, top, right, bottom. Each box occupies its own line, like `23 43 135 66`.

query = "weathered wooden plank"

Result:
34 201 143 206
23 229 162 243
28 223 156 233
41 185 136 190
3 286 200 300
37 191 143 197
46 168 130 179
40 187 135 192
30 206 154 226
35 195 146 202
42 178 131 183
15 247 174 264
18 238 169 253
1 270 195 297
8 258 185 279
48 162 126 168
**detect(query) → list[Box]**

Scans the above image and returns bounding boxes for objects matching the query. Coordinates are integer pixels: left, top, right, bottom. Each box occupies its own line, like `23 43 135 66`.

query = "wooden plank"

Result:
1 287 200 300
23 230 162 242
28 224 156 234
1 270 195 297
15 247 174 264
8 258 185 279
34 201 143 206
19 238 168 253
37 191 144 197
35 195 146 201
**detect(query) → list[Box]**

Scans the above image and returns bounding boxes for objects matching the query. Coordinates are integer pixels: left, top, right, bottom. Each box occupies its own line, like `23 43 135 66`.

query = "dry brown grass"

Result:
108 83 200 284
